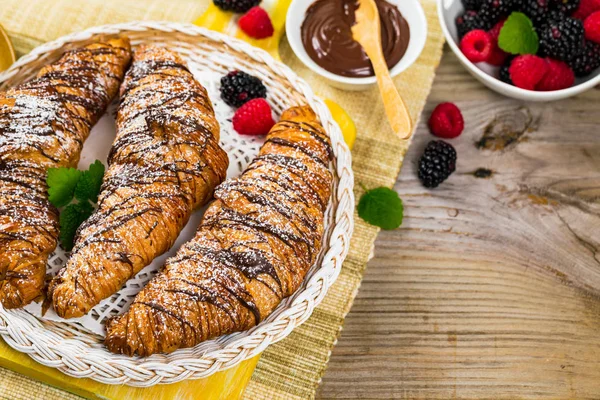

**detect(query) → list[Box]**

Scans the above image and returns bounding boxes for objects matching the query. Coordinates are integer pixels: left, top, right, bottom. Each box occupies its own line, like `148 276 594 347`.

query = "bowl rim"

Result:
286 0 428 86
437 0 600 100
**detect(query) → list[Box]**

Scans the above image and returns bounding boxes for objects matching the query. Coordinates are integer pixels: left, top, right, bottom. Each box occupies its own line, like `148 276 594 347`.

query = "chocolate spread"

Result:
301 0 411 78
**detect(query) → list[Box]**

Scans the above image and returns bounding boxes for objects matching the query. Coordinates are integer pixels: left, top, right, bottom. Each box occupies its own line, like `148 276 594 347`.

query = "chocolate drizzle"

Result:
0 38 131 308
48 45 229 319
105 106 333 356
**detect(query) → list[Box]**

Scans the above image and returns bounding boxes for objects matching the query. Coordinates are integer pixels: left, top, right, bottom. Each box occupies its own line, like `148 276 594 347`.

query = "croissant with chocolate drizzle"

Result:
48 46 229 318
105 105 332 356
0 37 132 308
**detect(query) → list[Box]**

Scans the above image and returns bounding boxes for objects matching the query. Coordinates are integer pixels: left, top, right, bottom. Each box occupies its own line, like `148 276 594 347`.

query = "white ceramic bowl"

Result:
438 0 600 101
286 0 428 90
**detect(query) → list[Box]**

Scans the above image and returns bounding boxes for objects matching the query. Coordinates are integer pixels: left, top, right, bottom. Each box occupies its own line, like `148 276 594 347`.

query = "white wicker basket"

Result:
0 21 354 387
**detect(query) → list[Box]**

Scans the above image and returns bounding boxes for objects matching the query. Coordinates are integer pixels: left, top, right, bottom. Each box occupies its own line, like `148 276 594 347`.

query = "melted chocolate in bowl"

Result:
301 0 411 78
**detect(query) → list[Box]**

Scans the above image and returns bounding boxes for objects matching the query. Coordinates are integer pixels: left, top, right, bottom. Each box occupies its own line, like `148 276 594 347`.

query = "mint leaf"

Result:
357 187 404 230
74 160 105 203
47 167 82 208
498 12 539 55
59 201 94 251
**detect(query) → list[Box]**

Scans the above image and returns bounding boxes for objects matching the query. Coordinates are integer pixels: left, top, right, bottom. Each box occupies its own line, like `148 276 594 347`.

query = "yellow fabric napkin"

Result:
0 0 445 398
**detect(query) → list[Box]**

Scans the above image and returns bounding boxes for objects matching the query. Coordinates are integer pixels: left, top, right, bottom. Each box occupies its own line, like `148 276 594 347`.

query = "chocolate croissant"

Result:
105 105 333 356
48 46 229 318
0 37 131 308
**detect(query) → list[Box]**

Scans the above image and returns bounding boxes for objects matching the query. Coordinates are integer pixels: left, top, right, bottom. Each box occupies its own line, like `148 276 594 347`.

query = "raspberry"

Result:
238 7 274 39
569 39 600 75
456 11 492 38
460 30 493 62
220 70 267 108
584 11 600 42
539 16 585 61
232 98 275 136
536 58 575 89
487 20 510 65
509 54 549 89
573 0 600 19
418 141 457 188
213 0 259 13
428 103 465 139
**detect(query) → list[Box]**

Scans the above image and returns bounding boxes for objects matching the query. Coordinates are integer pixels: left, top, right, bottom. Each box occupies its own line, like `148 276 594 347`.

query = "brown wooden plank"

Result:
317 47 600 400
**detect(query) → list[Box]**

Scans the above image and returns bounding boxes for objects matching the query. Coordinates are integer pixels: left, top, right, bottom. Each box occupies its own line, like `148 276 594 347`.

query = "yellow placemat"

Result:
0 0 444 399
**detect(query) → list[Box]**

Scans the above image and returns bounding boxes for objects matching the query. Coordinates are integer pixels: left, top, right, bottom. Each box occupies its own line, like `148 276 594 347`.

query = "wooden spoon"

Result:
352 0 412 139
0 23 15 73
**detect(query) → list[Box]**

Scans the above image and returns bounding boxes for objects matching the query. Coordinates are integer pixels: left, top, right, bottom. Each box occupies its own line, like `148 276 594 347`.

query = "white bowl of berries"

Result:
438 0 600 101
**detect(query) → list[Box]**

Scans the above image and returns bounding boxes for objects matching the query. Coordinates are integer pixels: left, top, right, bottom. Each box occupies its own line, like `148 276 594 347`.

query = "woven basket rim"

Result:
0 21 355 387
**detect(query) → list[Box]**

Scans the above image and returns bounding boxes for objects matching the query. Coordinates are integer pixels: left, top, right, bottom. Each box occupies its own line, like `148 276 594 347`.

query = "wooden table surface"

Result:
317 47 600 400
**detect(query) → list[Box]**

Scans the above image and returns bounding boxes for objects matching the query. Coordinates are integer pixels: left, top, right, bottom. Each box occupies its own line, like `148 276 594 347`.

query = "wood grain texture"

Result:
317 47 600 400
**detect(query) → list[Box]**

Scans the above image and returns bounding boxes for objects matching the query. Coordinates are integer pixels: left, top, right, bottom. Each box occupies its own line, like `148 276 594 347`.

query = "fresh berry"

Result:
418 141 457 188
232 98 275 136
487 20 510 65
213 0 260 13
460 30 494 62
463 0 485 10
569 39 600 74
499 58 514 84
537 58 575 89
539 16 585 60
220 70 267 108
479 0 513 25
552 0 581 14
509 54 549 89
456 11 492 38
429 103 465 139
584 11 600 42
573 0 600 19
520 0 554 26
238 7 274 39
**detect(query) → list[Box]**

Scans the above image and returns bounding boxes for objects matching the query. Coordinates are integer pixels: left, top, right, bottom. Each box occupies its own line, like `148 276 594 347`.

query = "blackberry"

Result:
220 70 267 108
213 0 260 13
552 0 580 14
569 41 600 76
499 58 514 84
456 11 491 38
519 0 553 26
462 0 484 10
418 141 457 188
479 0 514 25
539 16 585 61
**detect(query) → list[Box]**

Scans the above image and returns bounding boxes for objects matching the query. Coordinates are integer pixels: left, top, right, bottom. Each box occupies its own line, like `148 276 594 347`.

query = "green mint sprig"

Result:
47 160 105 250
357 185 404 230
498 12 539 55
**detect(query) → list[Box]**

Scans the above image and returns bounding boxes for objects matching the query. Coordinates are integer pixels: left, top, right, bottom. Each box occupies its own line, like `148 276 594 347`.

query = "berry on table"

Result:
232 98 275 136
569 39 600 75
428 103 465 139
238 6 274 39
539 16 585 61
418 141 457 188
456 11 492 38
508 54 549 89
536 58 575 89
213 0 260 13
573 0 600 19
584 11 600 42
460 30 494 62
220 70 267 108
